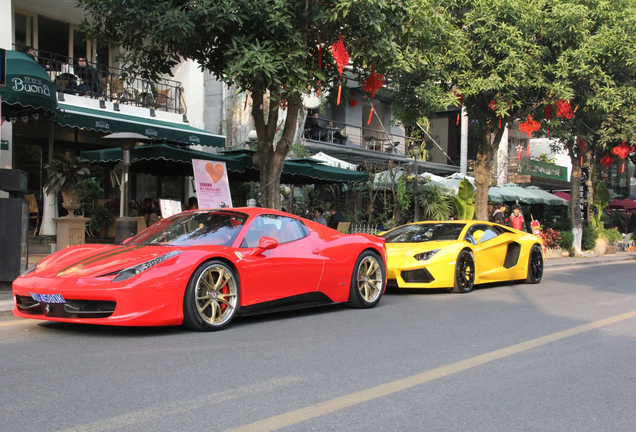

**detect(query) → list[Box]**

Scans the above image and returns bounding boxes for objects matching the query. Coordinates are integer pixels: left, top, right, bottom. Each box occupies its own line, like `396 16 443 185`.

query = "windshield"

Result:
383 223 466 243
127 210 248 246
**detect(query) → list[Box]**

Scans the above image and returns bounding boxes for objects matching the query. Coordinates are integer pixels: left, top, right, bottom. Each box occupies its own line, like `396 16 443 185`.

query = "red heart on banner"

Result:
205 163 224 184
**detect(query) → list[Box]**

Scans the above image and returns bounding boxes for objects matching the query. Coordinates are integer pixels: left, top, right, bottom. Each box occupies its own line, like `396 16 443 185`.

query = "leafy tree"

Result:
77 0 451 209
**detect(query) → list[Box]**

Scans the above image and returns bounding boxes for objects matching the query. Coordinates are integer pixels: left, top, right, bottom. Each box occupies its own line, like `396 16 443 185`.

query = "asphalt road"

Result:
1 260 635 432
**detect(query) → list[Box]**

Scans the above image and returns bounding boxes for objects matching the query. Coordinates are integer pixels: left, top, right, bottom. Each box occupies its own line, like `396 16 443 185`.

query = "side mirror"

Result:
472 230 485 244
249 236 278 256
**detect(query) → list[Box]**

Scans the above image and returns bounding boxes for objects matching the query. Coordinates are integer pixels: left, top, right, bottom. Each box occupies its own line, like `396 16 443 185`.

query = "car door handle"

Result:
312 249 320 255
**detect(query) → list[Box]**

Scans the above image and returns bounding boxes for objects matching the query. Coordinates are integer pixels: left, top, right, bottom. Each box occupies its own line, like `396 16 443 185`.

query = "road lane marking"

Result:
227 309 636 432
58 376 305 432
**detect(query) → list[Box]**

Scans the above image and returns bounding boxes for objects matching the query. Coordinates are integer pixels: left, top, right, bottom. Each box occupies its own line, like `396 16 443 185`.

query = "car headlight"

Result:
414 249 440 261
112 251 182 282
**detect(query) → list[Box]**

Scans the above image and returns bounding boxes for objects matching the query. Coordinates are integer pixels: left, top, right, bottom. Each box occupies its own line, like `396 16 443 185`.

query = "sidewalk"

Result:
1 252 635 317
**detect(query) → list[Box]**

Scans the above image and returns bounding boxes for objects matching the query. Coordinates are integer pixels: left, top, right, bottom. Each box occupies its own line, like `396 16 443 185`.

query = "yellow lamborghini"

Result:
381 220 544 293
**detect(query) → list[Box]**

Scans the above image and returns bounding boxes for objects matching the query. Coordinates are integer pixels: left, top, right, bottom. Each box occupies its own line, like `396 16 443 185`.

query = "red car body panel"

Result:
12 208 386 327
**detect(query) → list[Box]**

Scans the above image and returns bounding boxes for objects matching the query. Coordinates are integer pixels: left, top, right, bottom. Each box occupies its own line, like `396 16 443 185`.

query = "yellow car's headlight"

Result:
413 249 440 261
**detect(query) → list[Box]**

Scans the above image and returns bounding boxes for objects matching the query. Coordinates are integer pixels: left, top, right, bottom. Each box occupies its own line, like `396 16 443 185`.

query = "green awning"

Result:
58 103 225 148
0 50 57 114
222 149 369 184
80 144 241 177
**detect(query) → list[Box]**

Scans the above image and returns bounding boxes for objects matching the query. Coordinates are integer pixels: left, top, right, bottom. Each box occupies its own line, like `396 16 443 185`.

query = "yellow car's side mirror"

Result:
472 230 485 243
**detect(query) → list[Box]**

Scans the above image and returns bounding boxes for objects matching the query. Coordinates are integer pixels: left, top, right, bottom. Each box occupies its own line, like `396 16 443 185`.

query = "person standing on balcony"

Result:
25 46 37 62
76 57 100 95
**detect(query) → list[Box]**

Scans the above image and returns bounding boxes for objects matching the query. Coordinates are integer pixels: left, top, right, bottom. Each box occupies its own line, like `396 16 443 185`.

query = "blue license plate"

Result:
30 292 66 304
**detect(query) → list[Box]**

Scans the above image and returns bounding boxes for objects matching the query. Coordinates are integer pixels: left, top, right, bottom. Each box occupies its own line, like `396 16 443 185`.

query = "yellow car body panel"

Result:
384 220 544 290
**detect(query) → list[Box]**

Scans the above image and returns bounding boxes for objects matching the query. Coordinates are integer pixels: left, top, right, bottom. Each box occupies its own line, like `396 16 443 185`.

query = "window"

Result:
466 224 499 244
240 215 307 248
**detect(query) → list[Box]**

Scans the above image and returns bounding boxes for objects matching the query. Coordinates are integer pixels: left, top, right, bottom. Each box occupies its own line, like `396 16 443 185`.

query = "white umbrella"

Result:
309 152 358 171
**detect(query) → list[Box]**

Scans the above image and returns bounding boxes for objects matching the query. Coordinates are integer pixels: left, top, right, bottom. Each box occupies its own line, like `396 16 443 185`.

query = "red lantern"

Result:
544 104 553 121
555 99 573 119
600 154 614 169
611 141 631 159
362 65 385 98
519 115 540 137
489 100 497 111
578 139 586 152
331 35 349 105
349 99 358 108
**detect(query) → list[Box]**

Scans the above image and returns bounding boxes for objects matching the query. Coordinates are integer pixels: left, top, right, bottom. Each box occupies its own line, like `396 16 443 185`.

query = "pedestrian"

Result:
327 204 346 229
492 202 508 226
487 203 495 222
509 204 525 231
313 207 327 225
187 196 198 210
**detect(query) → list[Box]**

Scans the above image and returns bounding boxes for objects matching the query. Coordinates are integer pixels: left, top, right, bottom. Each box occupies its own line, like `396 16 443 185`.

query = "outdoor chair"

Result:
336 222 351 234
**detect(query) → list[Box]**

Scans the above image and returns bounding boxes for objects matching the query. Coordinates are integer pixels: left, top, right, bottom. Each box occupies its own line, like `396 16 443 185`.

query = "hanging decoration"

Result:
368 105 374 125
10 117 17 124
349 99 358 108
526 144 530 157
611 141 631 159
544 104 553 137
362 65 385 98
555 99 573 119
517 146 522 160
280 100 288 111
317 43 323 97
600 154 614 169
455 93 464 126
489 99 502 128
578 139 586 152
331 35 349 105
518 115 540 137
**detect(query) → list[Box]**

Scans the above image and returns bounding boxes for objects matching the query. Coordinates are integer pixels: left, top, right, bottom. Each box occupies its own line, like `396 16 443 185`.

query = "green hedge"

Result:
558 231 574 250
582 224 598 250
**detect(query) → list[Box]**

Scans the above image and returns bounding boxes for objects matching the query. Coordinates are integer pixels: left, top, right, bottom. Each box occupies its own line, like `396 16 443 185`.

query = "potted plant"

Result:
90 205 115 237
44 152 91 216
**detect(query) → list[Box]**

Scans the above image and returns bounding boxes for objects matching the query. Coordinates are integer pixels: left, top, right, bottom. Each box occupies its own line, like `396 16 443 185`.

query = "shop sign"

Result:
519 159 568 181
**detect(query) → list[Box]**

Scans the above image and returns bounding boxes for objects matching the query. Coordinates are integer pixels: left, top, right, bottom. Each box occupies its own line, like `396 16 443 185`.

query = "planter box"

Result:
545 248 563 259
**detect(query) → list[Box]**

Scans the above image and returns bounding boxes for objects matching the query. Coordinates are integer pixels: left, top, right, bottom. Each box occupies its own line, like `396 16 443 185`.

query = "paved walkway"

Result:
1 252 635 317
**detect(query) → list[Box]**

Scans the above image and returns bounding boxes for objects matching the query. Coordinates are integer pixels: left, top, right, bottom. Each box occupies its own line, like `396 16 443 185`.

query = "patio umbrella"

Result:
553 191 570 201
525 186 569 206
609 198 636 212
497 184 545 204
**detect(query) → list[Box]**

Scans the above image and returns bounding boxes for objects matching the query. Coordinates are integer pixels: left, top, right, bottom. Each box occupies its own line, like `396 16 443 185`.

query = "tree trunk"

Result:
569 148 583 254
473 126 503 221
250 88 301 210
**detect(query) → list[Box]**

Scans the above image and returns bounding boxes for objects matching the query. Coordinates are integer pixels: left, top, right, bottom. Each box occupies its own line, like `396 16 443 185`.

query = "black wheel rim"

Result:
530 248 543 281
457 254 475 290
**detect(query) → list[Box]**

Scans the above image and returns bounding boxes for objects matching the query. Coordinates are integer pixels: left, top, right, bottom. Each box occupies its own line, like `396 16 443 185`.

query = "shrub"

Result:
541 228 561 249
598 228 623 245
582 224 598 250
558 231 574 250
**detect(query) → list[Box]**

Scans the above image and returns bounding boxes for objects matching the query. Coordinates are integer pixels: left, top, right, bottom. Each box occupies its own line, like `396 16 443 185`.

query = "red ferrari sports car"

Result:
13 208 386 331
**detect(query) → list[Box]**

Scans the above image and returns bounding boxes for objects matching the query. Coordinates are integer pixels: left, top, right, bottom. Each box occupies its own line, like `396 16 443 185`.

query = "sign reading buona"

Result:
11 75 52 97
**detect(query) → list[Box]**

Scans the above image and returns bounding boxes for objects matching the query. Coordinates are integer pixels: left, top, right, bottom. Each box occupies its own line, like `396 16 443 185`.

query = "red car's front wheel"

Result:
183 260 239 331
348 251 384 308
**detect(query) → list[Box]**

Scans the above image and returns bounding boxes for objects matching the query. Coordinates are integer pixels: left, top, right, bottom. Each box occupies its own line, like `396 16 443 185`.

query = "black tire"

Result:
183 260 239 331
525 244 544 284
452 250 475 293
348 251 385 308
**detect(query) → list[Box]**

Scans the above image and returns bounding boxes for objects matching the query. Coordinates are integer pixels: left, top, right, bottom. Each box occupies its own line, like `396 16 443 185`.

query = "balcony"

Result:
15 45 184 115
301 116 460 175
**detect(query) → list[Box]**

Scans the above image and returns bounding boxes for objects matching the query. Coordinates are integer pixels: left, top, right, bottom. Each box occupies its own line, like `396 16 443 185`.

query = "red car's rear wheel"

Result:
348 251 384 308
183 260 239 331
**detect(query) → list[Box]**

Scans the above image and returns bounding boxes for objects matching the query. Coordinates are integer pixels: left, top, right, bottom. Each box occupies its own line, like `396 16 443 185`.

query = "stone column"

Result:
53 217 90 250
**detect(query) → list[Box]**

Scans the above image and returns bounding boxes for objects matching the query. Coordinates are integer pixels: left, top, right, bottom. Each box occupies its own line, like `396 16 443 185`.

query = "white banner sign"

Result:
192 159 232 209
159 199 182 219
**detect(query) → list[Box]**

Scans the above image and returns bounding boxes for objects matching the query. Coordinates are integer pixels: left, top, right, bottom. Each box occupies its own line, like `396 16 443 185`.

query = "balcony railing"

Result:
303 117 406 155
14 44 184 114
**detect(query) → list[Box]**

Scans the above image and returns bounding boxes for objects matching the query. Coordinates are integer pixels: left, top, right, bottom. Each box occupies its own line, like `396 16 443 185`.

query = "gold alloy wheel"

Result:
356 256 383 303
195 264 238 325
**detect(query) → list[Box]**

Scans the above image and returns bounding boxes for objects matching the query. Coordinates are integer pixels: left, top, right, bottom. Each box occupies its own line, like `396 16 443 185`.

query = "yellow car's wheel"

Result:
348 251 384 308
525 244 544 284
183 260 239 331
452 250 475 293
